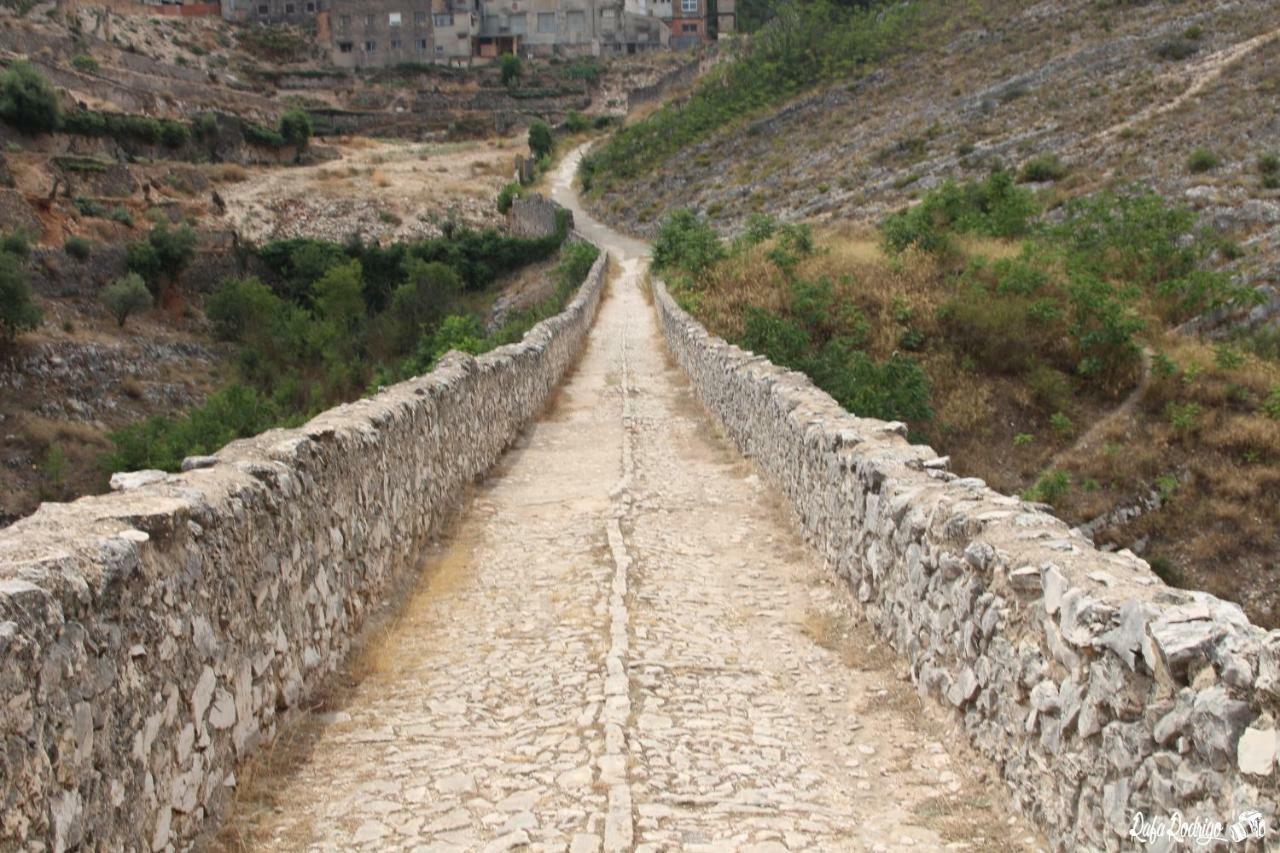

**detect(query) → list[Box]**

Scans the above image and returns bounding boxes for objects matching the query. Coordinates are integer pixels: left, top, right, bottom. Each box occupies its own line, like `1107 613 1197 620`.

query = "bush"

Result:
0 250 40 343
1018 154 1068 183
0 230 30 258
527 120 553 160
101 272 152 327
159 119 190 148
563 110 590 133
243 121 285 147
205 276 281 341
1023 469 1071 505
496 181 523 214
499 54 522 87
1154 37 1199 61
64 235 92 260
652 209 725 277
388 259 462 353
1187 147 1220 174
882 171 1037 253
128 223 196 288
106 384 283 473
0 61 61 133
1259 152 1280 189
71 54 99 73
279 107 312 159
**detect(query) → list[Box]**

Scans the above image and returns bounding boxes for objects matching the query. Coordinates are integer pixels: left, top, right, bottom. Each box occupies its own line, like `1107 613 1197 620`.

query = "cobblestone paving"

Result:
212 154 1044 852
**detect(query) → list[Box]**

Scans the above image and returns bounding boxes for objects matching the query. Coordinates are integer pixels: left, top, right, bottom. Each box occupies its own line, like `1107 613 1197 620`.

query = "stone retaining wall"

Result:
0 250 607 851
652 279 1280 850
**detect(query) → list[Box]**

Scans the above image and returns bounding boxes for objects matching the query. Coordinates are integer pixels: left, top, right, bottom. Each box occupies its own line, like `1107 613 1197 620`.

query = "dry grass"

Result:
209 163 248 183
370 168 392 188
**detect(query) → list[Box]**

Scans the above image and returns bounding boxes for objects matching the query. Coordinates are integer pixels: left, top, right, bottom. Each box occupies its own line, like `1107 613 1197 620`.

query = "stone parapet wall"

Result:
507 193 571 239
0 250 607 851
652 278 1280 850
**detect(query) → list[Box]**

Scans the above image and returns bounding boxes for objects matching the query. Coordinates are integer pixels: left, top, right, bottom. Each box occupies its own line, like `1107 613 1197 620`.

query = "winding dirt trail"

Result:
210 149 1043 853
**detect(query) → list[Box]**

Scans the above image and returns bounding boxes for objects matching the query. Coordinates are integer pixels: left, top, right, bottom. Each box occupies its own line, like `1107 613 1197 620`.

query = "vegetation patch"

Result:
653 178 1277 624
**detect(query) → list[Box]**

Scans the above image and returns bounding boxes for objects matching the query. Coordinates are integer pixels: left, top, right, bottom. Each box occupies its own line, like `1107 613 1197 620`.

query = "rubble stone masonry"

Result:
0 251 607 850
652 277 1280 850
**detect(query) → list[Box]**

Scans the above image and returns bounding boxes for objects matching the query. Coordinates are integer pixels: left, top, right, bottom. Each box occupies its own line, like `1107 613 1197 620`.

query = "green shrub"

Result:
243 121 285 147
71 54 99 73
563 110 590 133
0 61 61 133
527 119 553 159
882 171 1037 253
279 107 312 159
206 276 281 341
101 272 152 327
1187 147 1220 174
1018 154 1068 183
496 181 523 214
652 209 725 277
0 249 40 343
740 213 777 247
1154 37 1199 61
1264 387 1280 420
64 235 92 260
159 119 190 148
1259 152 1280 189
1049 411 1074 437
388 259 462 353
1023 469 1071 505
106 384 283 473
128 223 196 288
499 54 522 87
0 230 30 258
1065 271 1145 385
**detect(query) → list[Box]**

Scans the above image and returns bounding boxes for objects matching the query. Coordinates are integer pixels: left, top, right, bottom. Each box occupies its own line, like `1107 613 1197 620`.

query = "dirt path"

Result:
210 150 1043 852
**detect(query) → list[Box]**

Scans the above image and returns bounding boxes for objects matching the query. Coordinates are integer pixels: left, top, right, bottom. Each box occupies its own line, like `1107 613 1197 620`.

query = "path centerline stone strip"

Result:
210 151 1045 852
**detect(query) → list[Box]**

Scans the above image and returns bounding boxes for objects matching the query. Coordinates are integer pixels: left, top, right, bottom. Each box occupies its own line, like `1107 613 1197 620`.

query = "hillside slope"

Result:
593 0 1280 285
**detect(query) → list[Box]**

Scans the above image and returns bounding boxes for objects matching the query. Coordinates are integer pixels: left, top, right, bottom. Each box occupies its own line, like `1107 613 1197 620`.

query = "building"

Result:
221 0 693 67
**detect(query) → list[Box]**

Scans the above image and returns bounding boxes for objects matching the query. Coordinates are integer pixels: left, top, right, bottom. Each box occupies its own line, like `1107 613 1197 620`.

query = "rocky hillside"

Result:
592 0 1280 286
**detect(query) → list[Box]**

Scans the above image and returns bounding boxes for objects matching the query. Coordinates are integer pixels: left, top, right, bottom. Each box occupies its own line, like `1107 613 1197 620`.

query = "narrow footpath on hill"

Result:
210 149 1044 853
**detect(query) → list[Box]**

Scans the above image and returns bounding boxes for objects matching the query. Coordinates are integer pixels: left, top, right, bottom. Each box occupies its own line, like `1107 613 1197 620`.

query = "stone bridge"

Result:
1 150 1277 852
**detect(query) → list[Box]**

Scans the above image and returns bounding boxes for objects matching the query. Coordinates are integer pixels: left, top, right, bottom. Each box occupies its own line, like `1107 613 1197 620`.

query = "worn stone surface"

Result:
216 217 1040 851
0 249 607 850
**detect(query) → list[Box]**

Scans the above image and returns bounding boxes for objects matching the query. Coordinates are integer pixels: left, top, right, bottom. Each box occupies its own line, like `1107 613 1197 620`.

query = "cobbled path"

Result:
213 152 1043 853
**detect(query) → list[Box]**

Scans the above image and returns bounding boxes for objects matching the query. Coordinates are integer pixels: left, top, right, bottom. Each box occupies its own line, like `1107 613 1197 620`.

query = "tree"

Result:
528 120 553 160
0 61 61 133
129 223 197 290
0 250 40 344
279 108 313 164
389 259 463 353
499 54 522 88
101 273 153 328
312 259 366 334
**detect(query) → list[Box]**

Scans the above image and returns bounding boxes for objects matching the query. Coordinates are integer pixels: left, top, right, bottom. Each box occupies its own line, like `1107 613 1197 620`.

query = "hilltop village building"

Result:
220 0 732 66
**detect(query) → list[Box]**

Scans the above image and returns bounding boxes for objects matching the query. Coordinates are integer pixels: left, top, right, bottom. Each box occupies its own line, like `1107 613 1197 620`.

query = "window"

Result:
436 44 444 54
338 41 353 52
415 10 427 25
390 38 402 49
388 11 401 26
681 21 697 31
601 8 616 26
536 11 555 32
681 0 697 12
365 13 375 25
339 14 350 29
306 1 315 10
566 10 584 31
433 12 453 26
417 38 428 49
508 12 526 33
257 4 268 13
284 3 294 13
364 40 377 51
